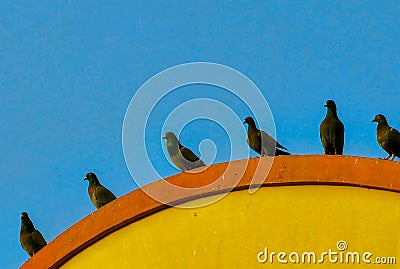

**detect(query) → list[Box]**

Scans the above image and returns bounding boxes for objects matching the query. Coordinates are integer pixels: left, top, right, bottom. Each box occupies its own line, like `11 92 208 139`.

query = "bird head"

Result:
324 100 337 109
163 132 178 142
20 212 34 230
21 212 29 221
372 114 387 124
84 172 100 185
243 116 256 126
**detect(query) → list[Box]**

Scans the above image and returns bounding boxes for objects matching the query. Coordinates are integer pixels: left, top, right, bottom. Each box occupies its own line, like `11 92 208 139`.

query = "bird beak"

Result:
324 104 327 107
371 119 376 122
162 136 166 139
242 120 246 124
84 177 88 181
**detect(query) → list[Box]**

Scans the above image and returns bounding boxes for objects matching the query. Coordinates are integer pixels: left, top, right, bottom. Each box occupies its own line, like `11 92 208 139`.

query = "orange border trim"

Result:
20 155 400 269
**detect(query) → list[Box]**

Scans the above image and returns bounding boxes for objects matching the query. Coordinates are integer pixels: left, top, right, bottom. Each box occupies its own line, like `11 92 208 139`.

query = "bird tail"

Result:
276 149 290 156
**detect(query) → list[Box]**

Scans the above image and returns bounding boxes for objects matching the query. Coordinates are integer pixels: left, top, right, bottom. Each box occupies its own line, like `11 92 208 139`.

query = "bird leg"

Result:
390 155 396 161
384 154 391 160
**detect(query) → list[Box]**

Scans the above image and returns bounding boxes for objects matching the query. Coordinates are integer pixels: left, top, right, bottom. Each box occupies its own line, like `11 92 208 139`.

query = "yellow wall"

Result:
62 186 400 268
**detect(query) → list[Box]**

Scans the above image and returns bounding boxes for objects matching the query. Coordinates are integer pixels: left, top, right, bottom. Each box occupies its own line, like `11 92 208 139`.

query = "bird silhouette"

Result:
243 116 290 156
320 100 344 155
372 114 400 160
84 172 117 209
20 212 47 257
163 132 206 171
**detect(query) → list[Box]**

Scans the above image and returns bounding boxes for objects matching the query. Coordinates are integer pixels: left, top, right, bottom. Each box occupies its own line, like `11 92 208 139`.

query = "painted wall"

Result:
20 156 400 269
62 185 400 268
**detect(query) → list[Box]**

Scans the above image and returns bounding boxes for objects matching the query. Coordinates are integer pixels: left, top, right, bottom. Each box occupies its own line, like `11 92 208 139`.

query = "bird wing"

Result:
261 131 286 148
94 186 117 205
260 131 276 146
320 118 344 154
246 128 262 154
388 127 400 143
388 127 400 154
319 119 331 153
276 142 288 150
276 148 291 155
260 131 277 155
32 230 47 247
179 144 200 162
260 131 290 156
333 120 345 154
20 233 31 253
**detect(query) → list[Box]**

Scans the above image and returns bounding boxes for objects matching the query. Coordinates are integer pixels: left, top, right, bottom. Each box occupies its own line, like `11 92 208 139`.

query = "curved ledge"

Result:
20 155 400 268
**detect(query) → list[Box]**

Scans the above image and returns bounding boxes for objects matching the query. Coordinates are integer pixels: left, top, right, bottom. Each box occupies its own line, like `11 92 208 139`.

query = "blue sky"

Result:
1 1 399 268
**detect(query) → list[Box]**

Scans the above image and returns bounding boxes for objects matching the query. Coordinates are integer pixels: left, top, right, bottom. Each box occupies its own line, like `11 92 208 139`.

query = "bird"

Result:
243 116 290 156
372 114 400 160
84 172 117 209
319 100 344 155
163 132 206 171
20 212 47 257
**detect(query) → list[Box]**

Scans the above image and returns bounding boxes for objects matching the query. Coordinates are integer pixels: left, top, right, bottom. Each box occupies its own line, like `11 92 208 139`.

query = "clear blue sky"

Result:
1 1 399 268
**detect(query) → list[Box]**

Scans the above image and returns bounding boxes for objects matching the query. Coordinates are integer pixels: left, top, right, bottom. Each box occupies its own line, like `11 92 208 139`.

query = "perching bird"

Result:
84 173 117 209
163 132 206 171
372 114 400 161
20 212 47 257
320 100 344 155
243 116 290 156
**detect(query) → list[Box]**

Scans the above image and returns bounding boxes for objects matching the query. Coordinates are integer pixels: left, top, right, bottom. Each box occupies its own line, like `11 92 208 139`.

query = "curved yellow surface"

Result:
19 156 400 269
62 185 400 268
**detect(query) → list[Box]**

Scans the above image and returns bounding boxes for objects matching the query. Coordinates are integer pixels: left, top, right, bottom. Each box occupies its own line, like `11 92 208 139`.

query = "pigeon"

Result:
319 100 344 155
84 173 117 209
163 132 206 171
20 212 47 257
243 116 290 156
372 114 400 160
